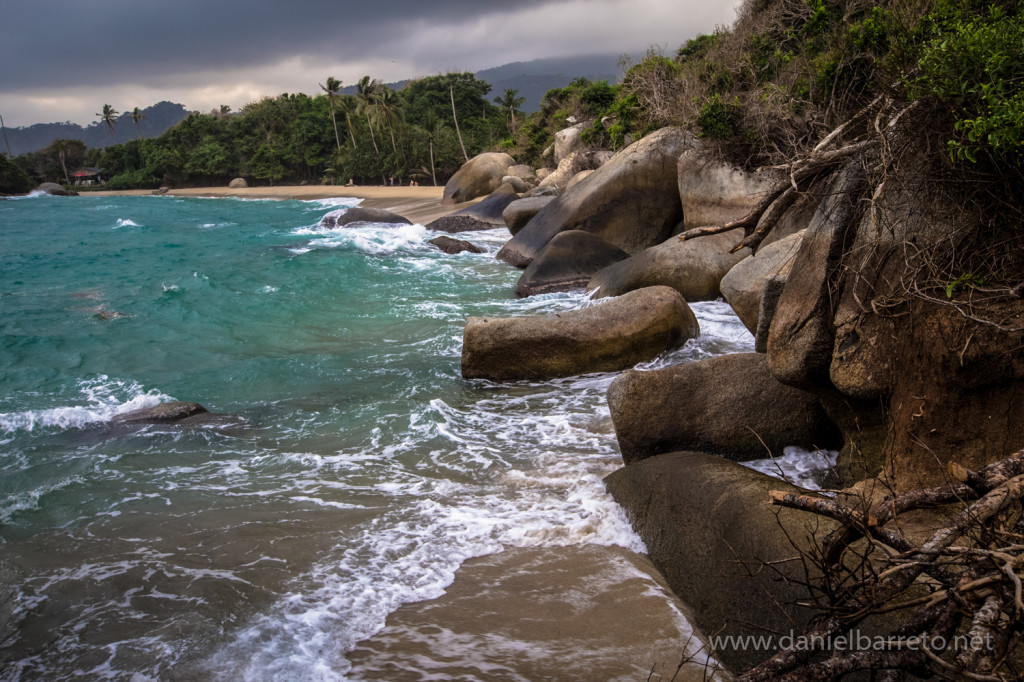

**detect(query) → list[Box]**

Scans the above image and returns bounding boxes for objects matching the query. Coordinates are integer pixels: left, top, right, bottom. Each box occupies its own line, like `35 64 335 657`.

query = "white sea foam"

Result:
0 376 173 434
297 223 430 255
743 446 840 491
113 218 141 228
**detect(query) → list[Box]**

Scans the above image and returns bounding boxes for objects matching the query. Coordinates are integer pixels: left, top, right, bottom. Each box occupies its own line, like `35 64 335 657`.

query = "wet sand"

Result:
347 546 729 681
89 185 466 225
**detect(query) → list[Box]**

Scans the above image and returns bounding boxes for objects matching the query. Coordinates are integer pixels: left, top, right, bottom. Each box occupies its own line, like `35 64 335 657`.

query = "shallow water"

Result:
0 193 794 680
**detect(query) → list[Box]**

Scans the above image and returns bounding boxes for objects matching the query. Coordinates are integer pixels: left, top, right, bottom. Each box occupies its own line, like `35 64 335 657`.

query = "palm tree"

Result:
495 89 526 135
320 76 342 149
96 104 119 144
130 107 145 139
423 110 439 186
368 86 404 155
448 80 468 162
355 76 381 156
55 139 72 183
338 95 359 148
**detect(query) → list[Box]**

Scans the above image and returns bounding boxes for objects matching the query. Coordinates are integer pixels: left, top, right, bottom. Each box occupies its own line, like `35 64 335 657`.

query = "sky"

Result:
0 0 742 128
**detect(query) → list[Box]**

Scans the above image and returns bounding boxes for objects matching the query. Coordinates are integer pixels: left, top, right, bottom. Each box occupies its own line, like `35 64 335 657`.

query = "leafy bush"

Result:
917 4 1024 163
0 154 34 194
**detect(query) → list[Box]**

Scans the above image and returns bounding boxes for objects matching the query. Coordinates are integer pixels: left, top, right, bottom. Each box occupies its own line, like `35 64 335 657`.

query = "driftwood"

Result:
736 449 1024 681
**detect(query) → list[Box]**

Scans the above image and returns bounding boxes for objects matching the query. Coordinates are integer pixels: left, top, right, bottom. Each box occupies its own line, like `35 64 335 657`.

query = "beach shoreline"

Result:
88 185 461 224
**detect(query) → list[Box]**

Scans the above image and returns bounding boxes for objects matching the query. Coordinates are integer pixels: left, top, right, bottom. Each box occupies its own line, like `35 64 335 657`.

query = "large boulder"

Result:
604 452 836 672
442 152 515 204
515 231 630 297
506 164 538 185
554 120 593 164
754 148 1024 489
588 228 748 301
427 184 519 232
677 147 781 231
503 196 556 235
608 352 840 463
319 207 412 228
228 177 248 189
720 229 805 333
500 175 530 193
36 182 78 196
498 128 694 268
535 150 612 193
461 286 699 382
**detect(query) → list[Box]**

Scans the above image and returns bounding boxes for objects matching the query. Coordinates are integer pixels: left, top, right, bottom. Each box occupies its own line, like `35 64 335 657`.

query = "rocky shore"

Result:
81 113 1024 676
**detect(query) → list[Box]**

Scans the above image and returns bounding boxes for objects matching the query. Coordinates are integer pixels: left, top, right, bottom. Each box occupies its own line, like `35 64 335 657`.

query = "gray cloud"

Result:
1 0 740 126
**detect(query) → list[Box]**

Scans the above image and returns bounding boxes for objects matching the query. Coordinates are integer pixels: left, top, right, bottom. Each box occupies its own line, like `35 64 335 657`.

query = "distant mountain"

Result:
340 54 628 114
3 101 189 155
475 54 628 112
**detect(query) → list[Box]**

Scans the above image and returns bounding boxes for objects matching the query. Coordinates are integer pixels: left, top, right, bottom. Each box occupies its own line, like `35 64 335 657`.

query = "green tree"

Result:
495 88 526 135
320 76 343 149
96 104 119 144
248 143 286 184
356 76 382 156
423 110 440 186
130 107 145 139
368 86 404 155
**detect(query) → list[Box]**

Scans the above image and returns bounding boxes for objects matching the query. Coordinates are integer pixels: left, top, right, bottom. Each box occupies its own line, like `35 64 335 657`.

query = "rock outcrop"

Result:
497 128 694 268
461 286 699 382
442 152 515 204
515 231 630 297
720 229 805 333
36 182 78 196
676 147 781 231
427 185 519 232
535 150 612 193
604 452 836 671
588 228 748 301
319 207 412 228
608 352 840 462
228 178 248 189
502 196 556 235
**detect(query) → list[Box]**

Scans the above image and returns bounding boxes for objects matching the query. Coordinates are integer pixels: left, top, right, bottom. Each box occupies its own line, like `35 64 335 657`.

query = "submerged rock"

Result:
607 352 840 462
428 236 484 255
319 207 413 228
111 401 208 424
461 286 699 382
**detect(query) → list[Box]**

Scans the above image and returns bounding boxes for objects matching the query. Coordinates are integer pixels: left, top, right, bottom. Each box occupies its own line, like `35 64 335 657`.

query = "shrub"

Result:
0 154 34 194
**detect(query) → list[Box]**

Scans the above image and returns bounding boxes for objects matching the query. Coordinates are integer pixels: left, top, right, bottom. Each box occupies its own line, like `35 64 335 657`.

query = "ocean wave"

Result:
295 223 430 255
113 218 141 228
0 376 173 434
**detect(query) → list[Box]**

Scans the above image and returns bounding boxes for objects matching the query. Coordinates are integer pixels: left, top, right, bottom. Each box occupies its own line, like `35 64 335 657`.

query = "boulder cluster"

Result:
439 121 1024 673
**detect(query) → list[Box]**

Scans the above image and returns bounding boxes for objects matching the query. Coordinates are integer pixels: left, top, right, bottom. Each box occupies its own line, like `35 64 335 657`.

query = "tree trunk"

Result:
451 85 468 163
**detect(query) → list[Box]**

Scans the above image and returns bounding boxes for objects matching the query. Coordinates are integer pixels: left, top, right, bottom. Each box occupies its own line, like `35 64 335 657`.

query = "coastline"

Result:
89 185 461 225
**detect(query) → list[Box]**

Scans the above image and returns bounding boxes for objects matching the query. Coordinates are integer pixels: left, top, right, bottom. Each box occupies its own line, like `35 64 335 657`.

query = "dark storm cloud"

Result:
1 0 564 89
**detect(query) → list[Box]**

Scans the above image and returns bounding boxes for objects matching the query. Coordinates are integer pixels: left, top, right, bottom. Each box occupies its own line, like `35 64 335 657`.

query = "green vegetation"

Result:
0 153 33 194
12 73 504 189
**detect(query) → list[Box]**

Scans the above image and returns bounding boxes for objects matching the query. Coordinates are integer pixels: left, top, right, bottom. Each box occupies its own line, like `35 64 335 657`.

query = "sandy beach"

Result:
89 185 463 225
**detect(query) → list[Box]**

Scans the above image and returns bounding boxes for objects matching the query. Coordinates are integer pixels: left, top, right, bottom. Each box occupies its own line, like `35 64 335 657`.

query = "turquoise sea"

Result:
0 193 818 680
